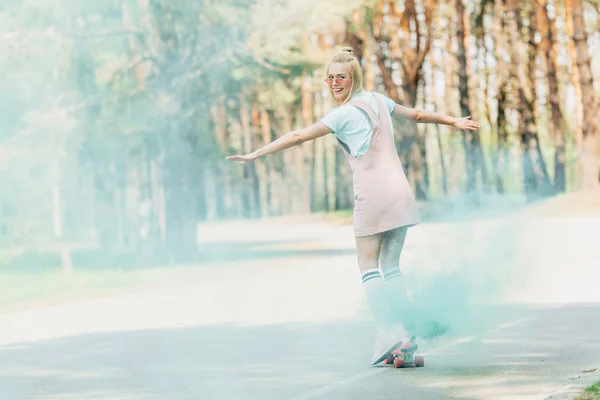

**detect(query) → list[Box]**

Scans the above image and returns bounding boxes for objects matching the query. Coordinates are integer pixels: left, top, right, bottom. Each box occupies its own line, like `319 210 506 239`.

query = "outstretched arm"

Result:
392 104 480 131
226 122 332 165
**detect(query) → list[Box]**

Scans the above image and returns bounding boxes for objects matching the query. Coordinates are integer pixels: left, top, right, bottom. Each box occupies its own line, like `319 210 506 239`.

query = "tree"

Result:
537 0 568 192
506 0 552 200
570 0 599 190
455 0 487 197
371 0 435 200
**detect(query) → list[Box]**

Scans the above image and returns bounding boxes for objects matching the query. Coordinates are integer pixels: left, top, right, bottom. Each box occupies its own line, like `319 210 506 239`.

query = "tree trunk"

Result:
563 0 584 148
526 6 552 196
210 99 240 219
252 102 269 216
496 86 509 195
278 106 295 215
239 94 260 218
441 5 462 195
478 3 493 193
403 80 428 200
428 29 448 196
260 106 278 215
373 38 401 102
507 0 551 200
162 140 197 263
310 86 325 213
455 0 483 197
311 134 319 212
300 70 316 213
537 0 567 192
52 147 71 274
570 0 599 190
346 11 365 60
493 0 509 195
318 91 332 211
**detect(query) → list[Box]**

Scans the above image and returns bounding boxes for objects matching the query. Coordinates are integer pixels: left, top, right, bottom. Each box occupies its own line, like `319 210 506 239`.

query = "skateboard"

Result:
383 341 425 368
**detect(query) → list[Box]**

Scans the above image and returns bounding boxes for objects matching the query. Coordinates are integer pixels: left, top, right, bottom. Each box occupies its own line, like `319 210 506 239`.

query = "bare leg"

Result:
354 233 384 273
379 226 408 274
379 227 410 326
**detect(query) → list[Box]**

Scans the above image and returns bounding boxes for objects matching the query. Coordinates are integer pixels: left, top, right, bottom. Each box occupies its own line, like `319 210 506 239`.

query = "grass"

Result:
0 265 212 312
573 380 600 400
587 381 600 393
0 270 142 311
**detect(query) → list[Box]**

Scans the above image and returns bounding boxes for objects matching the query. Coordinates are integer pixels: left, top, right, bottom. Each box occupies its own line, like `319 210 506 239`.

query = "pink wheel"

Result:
385 355 394 365
394 358 405 368
415 355 424 367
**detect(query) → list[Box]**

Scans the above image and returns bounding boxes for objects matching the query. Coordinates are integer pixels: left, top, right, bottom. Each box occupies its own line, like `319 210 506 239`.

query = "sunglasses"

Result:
324 76 349 85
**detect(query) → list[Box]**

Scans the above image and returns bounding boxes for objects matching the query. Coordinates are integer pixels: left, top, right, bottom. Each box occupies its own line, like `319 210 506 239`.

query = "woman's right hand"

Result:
225 151 258 165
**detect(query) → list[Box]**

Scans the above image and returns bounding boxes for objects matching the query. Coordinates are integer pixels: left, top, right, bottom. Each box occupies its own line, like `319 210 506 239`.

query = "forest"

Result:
0 0 598 266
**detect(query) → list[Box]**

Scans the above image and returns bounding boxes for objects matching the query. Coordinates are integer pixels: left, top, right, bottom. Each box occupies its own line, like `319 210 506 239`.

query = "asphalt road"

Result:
1 213 599 400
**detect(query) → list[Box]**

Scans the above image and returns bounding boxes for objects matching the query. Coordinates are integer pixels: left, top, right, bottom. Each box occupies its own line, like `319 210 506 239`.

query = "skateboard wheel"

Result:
415 355 424 367
385 355 394 365
394 358 405 368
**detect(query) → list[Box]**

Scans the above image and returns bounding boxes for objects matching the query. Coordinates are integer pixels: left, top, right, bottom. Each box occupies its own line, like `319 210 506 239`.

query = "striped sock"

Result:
382 268 409 324
382 268 403 282
360 269 391 324
361 269 382 284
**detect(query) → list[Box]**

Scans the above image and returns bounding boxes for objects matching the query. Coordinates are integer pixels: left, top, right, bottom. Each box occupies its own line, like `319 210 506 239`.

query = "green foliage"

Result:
573 380 600 400
0 0 374 255
249 0 369 66
586 380 600 393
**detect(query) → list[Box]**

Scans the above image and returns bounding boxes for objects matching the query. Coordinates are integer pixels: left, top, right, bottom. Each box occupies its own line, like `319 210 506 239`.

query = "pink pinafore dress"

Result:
338 95 420 237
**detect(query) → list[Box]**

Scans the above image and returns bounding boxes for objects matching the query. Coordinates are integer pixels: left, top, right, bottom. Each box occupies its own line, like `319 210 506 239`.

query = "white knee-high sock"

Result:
382 268 409 324
361 269 392 325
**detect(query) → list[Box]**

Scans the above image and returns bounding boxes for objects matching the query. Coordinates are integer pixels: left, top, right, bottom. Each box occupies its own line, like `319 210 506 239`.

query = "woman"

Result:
226 47 480 365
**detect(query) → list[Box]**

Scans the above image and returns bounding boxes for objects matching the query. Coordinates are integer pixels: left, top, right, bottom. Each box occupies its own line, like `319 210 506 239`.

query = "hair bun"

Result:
342 47 354 54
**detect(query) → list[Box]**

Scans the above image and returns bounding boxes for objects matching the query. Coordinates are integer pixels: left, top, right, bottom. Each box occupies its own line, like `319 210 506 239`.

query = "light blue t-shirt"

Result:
320 91 396 158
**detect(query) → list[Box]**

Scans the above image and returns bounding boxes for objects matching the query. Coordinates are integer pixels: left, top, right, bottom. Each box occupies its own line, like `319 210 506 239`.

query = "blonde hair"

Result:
327 47 364 107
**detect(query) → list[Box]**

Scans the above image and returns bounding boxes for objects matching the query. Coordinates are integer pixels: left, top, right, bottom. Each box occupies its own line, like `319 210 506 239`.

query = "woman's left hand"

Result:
453 116 481 131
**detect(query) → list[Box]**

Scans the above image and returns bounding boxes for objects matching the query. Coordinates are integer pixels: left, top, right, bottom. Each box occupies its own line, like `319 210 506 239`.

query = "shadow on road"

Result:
415 303 600 400
2 304 599 399
0 320 376 400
